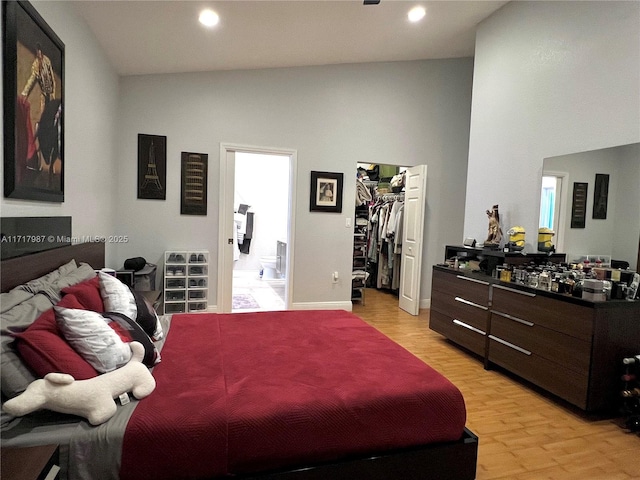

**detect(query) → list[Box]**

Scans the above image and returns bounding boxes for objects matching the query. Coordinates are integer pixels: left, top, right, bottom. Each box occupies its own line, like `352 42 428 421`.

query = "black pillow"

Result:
124 257 146 272
130 289 158 339
101 312 160 367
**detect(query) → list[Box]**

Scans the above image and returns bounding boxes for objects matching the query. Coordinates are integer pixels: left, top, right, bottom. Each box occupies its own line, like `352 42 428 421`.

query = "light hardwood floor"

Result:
352 288 640 480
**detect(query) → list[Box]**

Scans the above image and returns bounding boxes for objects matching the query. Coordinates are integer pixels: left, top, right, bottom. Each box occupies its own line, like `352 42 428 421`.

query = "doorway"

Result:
218 144 296 313
355 163 427 315
539 171 568 253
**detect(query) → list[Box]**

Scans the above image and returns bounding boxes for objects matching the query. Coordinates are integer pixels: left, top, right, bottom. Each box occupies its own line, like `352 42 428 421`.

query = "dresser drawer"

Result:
432 270 490 307
490 312 591 373
430 310 486 357
432 290 489 333
491 285 594 340
488 336 589 409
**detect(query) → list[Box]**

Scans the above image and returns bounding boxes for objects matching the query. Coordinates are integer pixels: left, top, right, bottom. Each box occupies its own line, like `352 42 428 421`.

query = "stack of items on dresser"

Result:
492 256 638 301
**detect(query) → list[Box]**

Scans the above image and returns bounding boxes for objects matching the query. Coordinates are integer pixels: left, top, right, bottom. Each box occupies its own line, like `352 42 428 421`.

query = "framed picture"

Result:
137 134 166 200
570 182 588 229
3 0 65 202
310 171 343 213
592 173 609 220
180 151 208 215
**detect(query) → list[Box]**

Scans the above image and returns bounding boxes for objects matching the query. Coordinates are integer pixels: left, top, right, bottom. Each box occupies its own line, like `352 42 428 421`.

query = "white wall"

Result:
465 1 640 257
0 1 120 266
115 59 474 307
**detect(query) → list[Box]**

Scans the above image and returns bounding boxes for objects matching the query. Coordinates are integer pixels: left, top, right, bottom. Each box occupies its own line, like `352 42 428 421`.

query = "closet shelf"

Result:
352 202 370 306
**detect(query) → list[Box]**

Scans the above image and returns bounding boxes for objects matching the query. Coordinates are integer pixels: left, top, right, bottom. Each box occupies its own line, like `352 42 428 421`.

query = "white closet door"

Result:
399 165 427 315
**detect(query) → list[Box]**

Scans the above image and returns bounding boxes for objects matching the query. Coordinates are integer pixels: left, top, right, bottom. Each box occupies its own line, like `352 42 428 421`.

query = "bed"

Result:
1 242 478 479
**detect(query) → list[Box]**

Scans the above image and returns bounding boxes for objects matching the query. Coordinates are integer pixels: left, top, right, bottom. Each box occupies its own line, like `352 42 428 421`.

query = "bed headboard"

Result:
1 242 105 293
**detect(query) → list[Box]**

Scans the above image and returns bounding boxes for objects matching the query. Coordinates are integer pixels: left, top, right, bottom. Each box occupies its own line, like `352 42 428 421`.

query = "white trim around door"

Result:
217 143 297 313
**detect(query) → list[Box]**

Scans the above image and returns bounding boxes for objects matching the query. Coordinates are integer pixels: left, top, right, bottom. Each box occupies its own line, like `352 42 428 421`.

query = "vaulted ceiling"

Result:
73 1 508 76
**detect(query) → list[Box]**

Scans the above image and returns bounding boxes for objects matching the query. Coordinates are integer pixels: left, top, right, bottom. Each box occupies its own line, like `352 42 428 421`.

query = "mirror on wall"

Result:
541 142 640 271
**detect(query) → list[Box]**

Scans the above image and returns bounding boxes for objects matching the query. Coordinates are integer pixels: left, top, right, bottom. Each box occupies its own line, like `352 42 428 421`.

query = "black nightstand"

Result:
1 444 59 480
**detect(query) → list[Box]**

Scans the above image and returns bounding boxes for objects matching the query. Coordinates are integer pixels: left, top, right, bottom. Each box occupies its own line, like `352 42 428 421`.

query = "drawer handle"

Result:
456 275 490 286
453 319 486 336
454 297 488 310
489 335 532 355
492 284 536 297
491 310 534 327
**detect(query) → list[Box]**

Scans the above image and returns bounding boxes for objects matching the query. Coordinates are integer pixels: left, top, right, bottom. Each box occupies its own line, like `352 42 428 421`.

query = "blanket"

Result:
120 310 466 479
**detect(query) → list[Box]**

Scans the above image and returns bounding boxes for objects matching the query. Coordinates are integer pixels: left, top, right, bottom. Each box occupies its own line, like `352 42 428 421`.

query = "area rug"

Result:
233 293 260 310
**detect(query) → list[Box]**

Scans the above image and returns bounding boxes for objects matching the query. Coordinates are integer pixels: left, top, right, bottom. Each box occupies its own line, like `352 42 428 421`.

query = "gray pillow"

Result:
0 289 33 314
22 263 97 306
54 263 97 290
0 293 56 398
16 259 78 295
0 262 97 398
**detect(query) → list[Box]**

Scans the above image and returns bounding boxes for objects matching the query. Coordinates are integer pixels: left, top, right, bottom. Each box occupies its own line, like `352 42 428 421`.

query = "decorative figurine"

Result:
506 226 526 252
537 227 555 253
485 204 503 247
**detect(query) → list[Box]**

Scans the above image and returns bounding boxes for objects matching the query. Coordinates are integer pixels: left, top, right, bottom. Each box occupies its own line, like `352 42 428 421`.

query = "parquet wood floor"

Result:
352 288 640 480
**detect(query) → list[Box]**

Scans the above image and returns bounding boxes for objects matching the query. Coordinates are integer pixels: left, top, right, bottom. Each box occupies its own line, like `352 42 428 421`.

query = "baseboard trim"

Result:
290 301 354 311
204 302 353 313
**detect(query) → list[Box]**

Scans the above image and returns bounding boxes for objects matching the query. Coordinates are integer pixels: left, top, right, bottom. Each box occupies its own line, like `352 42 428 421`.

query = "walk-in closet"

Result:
353 163 408 307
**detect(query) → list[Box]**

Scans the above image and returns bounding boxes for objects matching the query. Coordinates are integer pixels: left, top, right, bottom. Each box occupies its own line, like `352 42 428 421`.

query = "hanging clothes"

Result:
367 192 404 291
390 203 404 290
239 212 254 254
234 203 255 255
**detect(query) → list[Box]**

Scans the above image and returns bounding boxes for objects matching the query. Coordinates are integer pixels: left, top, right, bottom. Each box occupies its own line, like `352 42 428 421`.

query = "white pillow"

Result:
98 271 137 319
54 306 132 373
99 271 163 341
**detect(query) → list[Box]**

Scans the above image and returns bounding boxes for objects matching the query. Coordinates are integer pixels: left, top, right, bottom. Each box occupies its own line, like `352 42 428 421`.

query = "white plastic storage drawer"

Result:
188 289 207 300
165 290 185 302
188 301 207 312
188 265 207 276
188 278 207 288
165 278 186 289
164 303 186 314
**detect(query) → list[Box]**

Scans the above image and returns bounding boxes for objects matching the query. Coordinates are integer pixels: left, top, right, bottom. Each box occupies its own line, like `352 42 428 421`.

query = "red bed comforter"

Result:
121 310 466 479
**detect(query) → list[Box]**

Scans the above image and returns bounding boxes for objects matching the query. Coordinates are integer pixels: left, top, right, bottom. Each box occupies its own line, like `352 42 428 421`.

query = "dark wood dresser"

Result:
430 266 640 412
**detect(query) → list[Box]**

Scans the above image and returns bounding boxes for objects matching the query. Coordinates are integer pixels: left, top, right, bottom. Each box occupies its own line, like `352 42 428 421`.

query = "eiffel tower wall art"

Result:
137 134 167 200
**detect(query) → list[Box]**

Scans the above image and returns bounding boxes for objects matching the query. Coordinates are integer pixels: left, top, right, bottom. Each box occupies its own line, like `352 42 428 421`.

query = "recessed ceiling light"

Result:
408 6 426 23
199 9 219 27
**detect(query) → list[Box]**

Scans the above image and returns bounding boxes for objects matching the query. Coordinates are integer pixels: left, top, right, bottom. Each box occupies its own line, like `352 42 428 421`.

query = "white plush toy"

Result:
3 342 155 425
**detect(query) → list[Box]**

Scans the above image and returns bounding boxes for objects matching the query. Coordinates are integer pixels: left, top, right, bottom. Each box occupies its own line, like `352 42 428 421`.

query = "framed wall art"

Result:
570 182 588 229
3 0 65 202
137 134 166 200
180 152 208 215
592 173 609 220
310 171 343 213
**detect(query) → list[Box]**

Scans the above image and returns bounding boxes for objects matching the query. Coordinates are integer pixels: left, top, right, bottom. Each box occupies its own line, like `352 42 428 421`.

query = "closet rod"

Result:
376 192 405 201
